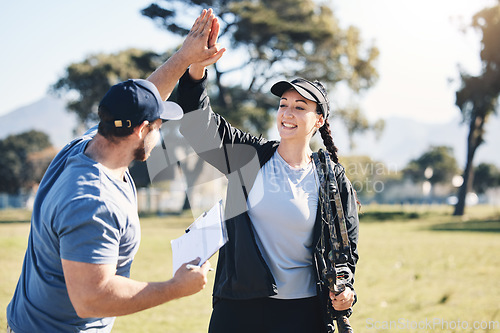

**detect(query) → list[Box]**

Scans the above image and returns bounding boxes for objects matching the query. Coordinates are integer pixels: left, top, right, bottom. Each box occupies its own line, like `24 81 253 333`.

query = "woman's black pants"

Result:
208 296 324 333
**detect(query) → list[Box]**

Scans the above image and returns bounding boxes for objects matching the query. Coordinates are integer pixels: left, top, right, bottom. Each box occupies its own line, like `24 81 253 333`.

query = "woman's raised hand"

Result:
179 9 225 74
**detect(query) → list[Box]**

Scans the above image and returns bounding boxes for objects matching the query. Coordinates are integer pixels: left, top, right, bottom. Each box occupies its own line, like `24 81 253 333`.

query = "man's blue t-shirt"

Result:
7 127 141 333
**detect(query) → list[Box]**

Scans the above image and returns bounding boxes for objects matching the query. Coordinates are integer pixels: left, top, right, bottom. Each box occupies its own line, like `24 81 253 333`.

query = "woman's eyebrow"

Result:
280 97 309 104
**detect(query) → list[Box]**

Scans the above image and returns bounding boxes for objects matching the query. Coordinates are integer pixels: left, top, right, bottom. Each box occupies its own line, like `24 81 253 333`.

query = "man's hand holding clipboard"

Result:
171 200 228 275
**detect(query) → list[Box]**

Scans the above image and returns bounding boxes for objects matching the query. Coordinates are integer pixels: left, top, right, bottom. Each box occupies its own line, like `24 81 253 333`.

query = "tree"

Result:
52 48 165 127
52 1 382 211
341 155 399 203
473 162 500 194
454 1 500 215
141 0 382 139
403 146 460 187
51 48 209 211
0 130 54 194
51 48 175 196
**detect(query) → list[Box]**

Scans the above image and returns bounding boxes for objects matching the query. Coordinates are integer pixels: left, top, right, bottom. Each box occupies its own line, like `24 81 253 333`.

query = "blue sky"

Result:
0 0 496 123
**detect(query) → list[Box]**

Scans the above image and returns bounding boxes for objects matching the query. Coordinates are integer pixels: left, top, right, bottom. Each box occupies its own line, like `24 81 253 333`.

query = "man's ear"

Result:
135 120 150 139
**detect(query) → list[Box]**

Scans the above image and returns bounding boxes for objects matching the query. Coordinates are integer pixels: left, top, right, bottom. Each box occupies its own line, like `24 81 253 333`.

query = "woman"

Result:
177 23 359 333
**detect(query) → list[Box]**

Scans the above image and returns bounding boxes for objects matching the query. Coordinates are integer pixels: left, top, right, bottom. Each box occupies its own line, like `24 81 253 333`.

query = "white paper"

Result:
171 200 227 275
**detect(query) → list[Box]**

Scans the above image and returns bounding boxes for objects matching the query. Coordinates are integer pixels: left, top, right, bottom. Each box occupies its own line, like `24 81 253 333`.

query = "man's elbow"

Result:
75 307 94 319
74 303 98 318
71 295 104 318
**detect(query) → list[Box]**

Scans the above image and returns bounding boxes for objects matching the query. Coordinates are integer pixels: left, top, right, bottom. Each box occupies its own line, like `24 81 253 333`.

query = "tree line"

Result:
1 0 499 214
0 131 56 194
2 130 499 206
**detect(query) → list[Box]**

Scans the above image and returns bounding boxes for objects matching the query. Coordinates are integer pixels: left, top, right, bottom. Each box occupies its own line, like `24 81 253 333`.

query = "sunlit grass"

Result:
1 205 499 332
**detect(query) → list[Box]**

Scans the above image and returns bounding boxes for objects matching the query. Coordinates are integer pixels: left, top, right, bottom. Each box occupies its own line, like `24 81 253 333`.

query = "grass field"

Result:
1 205 499 333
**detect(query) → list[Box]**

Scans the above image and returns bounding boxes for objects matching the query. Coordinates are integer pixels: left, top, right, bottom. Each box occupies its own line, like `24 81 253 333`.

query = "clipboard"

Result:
171 200 227 275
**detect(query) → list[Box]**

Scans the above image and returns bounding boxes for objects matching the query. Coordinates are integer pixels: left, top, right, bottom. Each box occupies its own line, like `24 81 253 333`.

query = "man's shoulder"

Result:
55 154 134 209
44 156 102 206
62 154 101 183
46 126 96 174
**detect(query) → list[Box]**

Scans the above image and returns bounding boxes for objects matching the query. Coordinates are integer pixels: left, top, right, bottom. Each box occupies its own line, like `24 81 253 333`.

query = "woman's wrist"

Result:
189 64 206 81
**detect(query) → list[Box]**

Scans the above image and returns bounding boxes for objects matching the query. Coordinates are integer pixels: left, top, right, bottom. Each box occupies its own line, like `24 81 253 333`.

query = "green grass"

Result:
356 206 500 332
1 205 499 333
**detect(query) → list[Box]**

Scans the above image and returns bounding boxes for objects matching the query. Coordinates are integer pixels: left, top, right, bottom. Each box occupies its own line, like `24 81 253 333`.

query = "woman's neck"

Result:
277 142 312 169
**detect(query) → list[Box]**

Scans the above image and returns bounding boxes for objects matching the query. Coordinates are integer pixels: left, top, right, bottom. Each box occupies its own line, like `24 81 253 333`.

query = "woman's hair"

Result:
312 80 340 164
318 118 339 164
313 81 362 209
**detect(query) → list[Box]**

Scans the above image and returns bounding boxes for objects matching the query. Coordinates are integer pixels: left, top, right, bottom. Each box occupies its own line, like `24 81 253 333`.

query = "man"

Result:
6 9 225 333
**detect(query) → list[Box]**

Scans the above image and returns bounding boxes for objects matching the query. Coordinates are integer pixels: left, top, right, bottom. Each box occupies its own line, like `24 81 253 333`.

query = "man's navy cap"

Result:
99 79 183 128
271 78 330 117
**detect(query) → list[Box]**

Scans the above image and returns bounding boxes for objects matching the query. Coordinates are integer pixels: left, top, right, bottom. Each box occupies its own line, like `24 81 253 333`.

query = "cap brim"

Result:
159 101 184 121
271 81 317 103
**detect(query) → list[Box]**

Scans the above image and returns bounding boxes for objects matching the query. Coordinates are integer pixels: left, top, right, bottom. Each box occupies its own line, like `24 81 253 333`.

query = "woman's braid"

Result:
312 80 339 164
319 119 339 164
313 80 361 208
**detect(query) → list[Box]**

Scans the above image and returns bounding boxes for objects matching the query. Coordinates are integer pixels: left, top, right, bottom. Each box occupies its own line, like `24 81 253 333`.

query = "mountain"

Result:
0 96 79 148
1 96 499 169
332 115 500 170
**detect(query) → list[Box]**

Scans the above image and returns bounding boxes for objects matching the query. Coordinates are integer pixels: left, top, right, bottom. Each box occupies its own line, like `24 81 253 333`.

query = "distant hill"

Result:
332 115 500 170
1 95 499 169
0 96 79 148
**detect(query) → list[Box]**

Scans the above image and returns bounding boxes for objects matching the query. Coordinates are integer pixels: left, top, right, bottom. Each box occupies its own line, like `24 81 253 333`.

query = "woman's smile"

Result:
281 121 297 129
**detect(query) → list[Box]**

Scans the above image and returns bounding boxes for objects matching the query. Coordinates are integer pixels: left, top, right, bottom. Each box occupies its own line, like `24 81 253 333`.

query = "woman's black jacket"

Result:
177 70 359 302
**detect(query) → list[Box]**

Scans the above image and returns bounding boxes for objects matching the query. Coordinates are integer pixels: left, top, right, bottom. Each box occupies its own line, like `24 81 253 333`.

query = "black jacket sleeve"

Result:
177 70 267 176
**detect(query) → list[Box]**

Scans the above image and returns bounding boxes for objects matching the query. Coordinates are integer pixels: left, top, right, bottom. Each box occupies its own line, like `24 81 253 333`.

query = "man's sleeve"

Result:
57 198 120 265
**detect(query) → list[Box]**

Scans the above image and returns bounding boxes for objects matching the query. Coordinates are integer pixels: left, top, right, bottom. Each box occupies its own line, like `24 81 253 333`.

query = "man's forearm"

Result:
147 51 192 101
74 275 186 318
63 258 209 319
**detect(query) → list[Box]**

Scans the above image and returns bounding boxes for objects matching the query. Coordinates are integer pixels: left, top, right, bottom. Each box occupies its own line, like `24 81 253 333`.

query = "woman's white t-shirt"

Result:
247 150 319 299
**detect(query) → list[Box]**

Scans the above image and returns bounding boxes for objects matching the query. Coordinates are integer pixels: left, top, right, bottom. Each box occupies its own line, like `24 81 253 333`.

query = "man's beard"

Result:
133 139 147 162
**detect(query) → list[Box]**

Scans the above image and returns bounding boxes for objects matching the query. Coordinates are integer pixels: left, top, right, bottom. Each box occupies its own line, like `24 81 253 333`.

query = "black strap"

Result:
312 150 351 263
324 151 351 255
313 149 355 333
